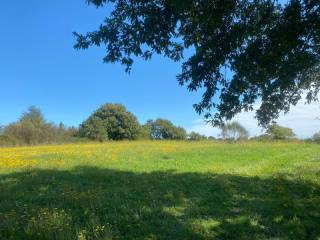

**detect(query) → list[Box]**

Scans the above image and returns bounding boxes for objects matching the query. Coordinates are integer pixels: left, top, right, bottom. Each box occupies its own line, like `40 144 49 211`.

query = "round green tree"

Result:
148 118 187 140
266 123 296 140
79 104 140 140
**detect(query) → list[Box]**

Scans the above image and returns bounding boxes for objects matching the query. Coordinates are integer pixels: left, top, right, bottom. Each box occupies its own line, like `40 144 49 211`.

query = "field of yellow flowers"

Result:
0 141 320 239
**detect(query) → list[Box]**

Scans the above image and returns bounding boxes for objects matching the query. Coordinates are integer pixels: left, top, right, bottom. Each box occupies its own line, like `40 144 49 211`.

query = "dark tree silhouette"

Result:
74 0 320 127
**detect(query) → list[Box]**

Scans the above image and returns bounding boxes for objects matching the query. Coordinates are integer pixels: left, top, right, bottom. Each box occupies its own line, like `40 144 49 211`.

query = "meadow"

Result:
0 141 319 240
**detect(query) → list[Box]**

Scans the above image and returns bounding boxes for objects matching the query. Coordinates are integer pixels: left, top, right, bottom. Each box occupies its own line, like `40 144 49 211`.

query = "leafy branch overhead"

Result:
74 0 320 127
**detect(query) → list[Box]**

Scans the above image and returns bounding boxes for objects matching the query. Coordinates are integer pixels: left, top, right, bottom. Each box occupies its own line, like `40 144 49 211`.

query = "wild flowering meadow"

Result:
0 141 320 239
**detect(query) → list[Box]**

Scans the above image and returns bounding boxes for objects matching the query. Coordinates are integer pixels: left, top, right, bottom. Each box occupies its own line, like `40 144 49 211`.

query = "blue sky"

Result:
0 0 203 130
1 0 319 138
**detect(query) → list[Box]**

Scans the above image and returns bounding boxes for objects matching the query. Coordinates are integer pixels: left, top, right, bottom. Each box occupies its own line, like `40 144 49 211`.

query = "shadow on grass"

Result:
0 167 319 240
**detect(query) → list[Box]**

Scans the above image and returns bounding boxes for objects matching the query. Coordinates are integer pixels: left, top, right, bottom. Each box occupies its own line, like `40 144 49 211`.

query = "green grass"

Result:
0 141 320 239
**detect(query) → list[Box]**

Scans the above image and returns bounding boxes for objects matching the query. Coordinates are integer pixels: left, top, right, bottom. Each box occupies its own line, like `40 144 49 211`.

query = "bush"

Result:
0 135 18 146
78 103 140 140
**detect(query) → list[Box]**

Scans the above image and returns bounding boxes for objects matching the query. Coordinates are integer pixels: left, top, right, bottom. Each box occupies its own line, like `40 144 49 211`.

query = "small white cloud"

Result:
189 99 320 139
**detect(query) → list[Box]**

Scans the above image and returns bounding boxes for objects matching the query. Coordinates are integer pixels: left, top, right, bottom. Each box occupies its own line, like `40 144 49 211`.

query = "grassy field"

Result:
0 141 320 240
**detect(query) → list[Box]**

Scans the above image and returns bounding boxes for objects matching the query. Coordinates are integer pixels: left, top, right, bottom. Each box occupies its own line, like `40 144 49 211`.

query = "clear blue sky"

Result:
0 0 205 129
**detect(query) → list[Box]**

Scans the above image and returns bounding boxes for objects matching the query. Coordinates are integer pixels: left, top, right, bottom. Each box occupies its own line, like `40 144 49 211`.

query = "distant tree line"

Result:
1 103 319 146
251 123 297 141
78 104 193 141
0 106 77 146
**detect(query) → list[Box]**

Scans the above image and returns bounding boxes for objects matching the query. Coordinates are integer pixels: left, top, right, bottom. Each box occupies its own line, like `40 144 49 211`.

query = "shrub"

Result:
0 135 18 146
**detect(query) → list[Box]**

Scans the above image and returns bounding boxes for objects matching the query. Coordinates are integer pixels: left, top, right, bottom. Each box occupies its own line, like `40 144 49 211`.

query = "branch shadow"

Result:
0 167 319 239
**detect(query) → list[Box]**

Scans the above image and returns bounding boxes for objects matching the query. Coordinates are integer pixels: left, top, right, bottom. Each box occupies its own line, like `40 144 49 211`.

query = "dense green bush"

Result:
78 103 140 140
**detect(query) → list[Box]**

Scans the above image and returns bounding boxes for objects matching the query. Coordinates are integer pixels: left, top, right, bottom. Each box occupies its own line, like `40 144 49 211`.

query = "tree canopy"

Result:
266 123 296 139
78 103 141 140
219 121 249 140
312 131 320 142
147 118 187 140
188 131 207 141
74 0 320 127
3 106 76 145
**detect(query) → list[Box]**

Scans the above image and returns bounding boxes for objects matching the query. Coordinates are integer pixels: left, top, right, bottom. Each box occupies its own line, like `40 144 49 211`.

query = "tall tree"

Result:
4 106 55 144
266 123 296 139
219 121 249 140
147 118 187 140
78 103 141 140
74 0 320 127
20 106 46 128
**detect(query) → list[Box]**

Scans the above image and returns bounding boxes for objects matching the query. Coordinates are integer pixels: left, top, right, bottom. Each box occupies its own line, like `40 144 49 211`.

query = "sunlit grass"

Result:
0 141 319 239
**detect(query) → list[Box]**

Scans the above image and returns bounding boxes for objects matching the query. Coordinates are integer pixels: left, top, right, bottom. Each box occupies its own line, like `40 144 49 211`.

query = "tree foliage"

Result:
78 103 140 140
188 131 207 141
266 123 296 139
3 106 76 145
147 119 187 140
78 116 108 141
219 121 249 140
0 124 4 135
74 0 320 127
137 122 152 140
312 131 320 142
